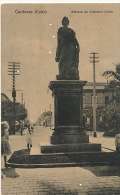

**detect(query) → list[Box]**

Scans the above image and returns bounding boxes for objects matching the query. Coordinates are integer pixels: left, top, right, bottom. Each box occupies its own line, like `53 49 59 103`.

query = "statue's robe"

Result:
56 27 80 76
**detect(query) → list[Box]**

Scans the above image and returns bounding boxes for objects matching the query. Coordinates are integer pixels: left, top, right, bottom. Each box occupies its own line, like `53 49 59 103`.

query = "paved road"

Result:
1 126 120 195
2 166 120 195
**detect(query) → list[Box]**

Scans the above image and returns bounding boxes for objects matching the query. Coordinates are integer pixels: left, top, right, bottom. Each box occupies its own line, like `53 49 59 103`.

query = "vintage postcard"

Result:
1 3 120 195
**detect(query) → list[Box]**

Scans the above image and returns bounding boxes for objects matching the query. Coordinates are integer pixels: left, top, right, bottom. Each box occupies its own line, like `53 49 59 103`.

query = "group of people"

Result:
1 121 34 168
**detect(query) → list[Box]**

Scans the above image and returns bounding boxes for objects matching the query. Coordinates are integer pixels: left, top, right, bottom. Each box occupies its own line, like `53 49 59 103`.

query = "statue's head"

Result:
62 17 69 27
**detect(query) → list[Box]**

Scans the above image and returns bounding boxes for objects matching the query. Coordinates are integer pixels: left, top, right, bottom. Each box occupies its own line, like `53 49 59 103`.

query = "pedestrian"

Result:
25 123 34 150
1 121 11 168
19 120 24 136
115 130 120 152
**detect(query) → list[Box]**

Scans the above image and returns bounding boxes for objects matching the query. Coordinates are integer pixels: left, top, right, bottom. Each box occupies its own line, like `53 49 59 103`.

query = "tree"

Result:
1 101 27 121
101 63 120 135
1 101 27 134
102 63 120 102
103 63 120 81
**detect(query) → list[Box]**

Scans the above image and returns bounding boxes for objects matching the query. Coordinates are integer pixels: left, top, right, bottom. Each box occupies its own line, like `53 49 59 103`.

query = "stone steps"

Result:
7 149 120 168
41 143 101 153
6 162 112 168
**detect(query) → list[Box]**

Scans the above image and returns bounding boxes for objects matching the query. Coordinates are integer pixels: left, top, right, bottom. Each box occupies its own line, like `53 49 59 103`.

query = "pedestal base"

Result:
51 132 89 144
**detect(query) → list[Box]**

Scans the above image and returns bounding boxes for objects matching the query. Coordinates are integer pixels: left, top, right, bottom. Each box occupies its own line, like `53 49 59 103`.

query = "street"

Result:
1 126 120 195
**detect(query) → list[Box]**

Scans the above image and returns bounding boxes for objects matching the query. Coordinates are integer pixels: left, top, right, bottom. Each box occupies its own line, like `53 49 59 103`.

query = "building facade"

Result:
37 111 52 127
83 82 112 129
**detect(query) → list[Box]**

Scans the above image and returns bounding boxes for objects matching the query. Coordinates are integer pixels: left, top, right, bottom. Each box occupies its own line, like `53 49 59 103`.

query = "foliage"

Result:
1 101 27 122
101 102 120 122
103 63 120 102
102 63 120 82
100 63 120 135
96 102 120 135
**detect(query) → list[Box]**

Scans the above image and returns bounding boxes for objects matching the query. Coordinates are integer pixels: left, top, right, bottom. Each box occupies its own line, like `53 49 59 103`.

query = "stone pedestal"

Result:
49 80 89 144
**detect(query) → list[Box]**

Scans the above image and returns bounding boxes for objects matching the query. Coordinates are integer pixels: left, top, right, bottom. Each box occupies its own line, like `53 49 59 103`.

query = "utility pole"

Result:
21 93 26 108
8 62 20 134
21 93 24 104
21 93 23 104
45 109 46 128
90 53 99 137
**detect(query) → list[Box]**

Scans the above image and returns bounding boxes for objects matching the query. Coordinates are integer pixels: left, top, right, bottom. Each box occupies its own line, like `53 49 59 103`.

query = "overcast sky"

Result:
1 3 120 122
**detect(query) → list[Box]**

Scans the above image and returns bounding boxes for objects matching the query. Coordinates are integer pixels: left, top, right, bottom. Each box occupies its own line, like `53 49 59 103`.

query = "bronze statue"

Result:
55 17 80 79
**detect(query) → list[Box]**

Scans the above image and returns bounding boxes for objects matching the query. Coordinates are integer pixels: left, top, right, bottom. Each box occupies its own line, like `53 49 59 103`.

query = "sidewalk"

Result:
89 132 116 152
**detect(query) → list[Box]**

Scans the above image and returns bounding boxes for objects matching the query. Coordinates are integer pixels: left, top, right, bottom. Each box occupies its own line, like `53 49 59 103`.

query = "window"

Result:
92 96 98 107
83 96 85 104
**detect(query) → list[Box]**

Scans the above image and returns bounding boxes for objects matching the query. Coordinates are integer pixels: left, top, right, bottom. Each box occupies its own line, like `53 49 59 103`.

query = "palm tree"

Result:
103 63 120 82
103 63 120 102
101 63 120 135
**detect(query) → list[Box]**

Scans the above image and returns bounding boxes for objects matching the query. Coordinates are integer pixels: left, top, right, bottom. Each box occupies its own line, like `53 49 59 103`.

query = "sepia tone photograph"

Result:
1 3 120 195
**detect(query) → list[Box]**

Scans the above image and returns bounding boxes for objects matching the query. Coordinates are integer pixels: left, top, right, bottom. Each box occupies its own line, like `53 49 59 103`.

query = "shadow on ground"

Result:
83 166 120 177
1 168 20 178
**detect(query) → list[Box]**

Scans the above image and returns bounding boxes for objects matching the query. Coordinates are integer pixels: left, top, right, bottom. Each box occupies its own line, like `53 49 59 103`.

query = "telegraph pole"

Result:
21 93 26 108
45 109 46 128
90 53 99 137
8 62 20 134
21 93 24 104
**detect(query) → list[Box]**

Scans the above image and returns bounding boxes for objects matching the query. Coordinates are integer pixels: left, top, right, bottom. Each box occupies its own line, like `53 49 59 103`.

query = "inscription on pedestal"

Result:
57 95 80 126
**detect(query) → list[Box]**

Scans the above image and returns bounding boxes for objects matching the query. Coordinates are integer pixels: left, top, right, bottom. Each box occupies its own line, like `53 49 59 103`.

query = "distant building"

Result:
83 82 112 129
38 111 52 127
